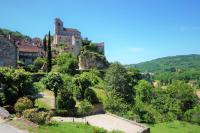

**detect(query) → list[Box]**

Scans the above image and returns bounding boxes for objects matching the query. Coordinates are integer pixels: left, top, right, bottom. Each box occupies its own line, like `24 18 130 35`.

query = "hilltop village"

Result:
0 18 108 70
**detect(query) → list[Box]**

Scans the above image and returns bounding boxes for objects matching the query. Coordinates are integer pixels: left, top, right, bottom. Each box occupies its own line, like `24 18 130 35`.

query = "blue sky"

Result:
0 0 200 64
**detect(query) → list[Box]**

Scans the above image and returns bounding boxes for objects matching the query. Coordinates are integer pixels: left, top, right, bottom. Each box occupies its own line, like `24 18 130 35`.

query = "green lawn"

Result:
150 121 200 133
35 99 51 110
31 122 108 133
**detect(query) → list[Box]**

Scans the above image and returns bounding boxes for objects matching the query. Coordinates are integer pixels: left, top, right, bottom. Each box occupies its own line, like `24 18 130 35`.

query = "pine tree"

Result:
47 31 52 72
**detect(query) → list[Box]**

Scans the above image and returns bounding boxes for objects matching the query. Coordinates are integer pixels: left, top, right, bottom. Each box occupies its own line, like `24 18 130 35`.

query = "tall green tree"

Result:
73 73 92 100
43 35 47 55
105 62 133 103
135 80 153 103
43 72 63 108
47 31 52 72
167 81 198 112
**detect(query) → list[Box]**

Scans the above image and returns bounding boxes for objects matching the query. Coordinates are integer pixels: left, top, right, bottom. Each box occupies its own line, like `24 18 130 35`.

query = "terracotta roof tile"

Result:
17 45 41 53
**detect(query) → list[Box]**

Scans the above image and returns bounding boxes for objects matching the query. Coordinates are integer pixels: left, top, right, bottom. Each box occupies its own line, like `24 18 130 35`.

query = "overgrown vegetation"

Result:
0 32 199 133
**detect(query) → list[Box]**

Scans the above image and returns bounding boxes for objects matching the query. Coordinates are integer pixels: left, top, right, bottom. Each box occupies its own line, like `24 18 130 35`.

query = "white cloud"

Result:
130 47 144 53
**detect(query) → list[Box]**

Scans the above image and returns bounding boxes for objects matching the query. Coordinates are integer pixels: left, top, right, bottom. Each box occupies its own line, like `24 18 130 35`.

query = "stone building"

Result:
95 42 105 54
17 44 43 65
0 36 17 67
53 18 82 56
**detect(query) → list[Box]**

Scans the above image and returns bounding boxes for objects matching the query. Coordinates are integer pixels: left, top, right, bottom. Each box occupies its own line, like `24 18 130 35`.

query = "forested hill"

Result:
0 28 31 40
126 54 200 73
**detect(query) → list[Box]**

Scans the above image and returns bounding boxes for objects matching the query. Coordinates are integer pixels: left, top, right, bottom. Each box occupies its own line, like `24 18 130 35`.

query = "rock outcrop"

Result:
79 51 108 70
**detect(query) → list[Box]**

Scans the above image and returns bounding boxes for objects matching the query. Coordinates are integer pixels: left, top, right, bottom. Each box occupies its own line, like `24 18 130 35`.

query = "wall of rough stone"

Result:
0 37 17 67
79 52 108 70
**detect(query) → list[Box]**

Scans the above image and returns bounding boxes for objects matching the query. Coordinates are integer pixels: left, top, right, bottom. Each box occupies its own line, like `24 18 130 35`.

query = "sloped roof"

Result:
17 45 41 53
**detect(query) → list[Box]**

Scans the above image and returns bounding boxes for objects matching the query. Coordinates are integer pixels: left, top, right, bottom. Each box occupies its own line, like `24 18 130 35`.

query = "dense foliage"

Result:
0 68 35 105
105 62 134 103
23 108 52 124
14 97 33 113
53 52 78 75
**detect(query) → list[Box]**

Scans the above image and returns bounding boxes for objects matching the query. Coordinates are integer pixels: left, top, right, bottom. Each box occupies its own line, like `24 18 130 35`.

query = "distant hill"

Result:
127 54 200 73
0 28 31 40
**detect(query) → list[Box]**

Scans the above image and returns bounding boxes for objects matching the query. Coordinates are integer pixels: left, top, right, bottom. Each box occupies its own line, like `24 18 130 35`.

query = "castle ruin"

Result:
53 18 82 56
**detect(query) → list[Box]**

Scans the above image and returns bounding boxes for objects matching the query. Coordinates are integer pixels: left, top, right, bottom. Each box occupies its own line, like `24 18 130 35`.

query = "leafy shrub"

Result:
33 57 46 71
14 97 33 113
133 102 163 123
84 88 99 104
105 90 128 115
53 52 78 75
184 105 200 124
23 108 52 124
56 90 76 110
56 109 77 117
33 81 45 92
78 100 92 116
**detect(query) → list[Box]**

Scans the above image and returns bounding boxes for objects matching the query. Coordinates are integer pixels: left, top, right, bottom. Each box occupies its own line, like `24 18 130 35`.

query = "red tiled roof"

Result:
17 45 41 53
96 42 104 47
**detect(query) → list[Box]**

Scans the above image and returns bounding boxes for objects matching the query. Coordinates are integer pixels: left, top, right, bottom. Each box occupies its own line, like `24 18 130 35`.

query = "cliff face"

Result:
79 51 108 70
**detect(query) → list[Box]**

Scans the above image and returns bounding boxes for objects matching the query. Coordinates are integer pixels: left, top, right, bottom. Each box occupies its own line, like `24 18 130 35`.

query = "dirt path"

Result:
37 90 55 109
52 114 148 133
0 119 27 133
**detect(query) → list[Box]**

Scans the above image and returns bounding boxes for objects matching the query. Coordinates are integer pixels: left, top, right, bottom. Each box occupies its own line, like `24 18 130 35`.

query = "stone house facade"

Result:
17 44 43 65
0 36 17 67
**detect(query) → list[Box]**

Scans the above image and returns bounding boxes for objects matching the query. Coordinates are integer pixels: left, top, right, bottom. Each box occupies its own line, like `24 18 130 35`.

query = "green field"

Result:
150 121 200 133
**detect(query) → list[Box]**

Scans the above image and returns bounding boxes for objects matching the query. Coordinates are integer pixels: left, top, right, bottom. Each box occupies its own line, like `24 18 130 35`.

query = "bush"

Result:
105 90 128 115
23 108 52 124
184 105 200 124
33 81 45 92
56 109 77 117
84 88 99 104
33 57 46 71
56 91 76 110
78 100 92 116
133 102 163 123
14 97 33 113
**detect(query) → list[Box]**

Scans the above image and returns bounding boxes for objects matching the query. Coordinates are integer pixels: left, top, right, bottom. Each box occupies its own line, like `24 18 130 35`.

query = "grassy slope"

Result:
150 121 200 133
32 122 106 133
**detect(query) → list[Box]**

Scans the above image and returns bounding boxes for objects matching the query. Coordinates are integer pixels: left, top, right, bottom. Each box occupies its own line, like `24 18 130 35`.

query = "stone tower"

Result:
53 18 82 56
54 18 63 35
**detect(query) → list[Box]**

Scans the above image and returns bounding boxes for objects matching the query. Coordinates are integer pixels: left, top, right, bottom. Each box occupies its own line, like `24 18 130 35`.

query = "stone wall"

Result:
79 52 108 70
107 113 150 133
0 37 17 67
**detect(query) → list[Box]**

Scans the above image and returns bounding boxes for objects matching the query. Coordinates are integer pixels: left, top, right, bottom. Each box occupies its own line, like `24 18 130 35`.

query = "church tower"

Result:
54 18 63 35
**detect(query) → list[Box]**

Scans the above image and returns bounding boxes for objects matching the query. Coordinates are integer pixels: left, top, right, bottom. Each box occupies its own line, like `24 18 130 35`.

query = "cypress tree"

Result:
47 31 52 72
43 35 47 54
